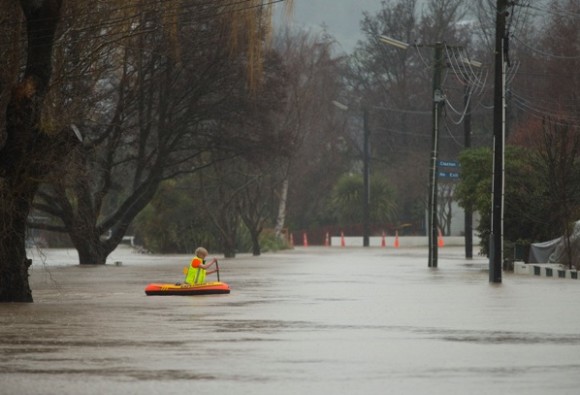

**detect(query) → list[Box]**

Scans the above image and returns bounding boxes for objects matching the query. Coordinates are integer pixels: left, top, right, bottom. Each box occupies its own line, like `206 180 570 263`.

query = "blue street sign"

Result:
438 160 459 168
438 171 460 179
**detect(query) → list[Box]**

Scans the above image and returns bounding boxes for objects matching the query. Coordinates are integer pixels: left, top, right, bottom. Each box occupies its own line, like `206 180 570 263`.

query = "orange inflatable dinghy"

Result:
145 281 230 296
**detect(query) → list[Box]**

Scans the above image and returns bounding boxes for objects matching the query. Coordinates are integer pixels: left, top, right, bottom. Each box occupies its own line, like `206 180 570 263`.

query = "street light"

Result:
458 56 483 69
332 100 371 247
380 36 483 267
379 35 445 268
378 35 410 50
331 100 348 111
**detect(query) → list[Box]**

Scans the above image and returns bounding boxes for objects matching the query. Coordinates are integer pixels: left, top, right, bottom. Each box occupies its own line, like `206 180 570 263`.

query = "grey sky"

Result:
276 0 383 53
275 0 431 53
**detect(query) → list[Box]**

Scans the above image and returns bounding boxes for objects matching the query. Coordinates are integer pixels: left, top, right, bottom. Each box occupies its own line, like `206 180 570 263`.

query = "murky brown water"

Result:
1 246 579 394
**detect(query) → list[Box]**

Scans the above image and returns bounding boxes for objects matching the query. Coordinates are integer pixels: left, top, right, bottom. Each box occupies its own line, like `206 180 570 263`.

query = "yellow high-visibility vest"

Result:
185 256 206 285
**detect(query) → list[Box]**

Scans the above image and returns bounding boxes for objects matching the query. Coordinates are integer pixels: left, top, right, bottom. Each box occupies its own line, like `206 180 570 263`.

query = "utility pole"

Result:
490 0 508 283
379 36 477 268
428 43 445 268
363 107 370 247
332 100 371 247
464 84 473 259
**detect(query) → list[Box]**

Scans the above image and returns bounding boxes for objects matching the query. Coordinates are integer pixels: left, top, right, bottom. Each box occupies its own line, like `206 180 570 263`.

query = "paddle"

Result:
215 260 220 282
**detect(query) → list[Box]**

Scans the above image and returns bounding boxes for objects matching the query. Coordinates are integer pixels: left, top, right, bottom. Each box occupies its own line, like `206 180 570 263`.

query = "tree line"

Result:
1 0 580 302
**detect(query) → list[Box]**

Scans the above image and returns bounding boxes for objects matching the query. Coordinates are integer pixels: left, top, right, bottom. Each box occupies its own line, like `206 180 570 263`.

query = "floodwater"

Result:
1 246 580 394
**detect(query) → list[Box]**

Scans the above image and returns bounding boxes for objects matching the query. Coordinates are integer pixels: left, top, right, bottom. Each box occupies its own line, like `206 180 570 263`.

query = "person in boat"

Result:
185 247 218 285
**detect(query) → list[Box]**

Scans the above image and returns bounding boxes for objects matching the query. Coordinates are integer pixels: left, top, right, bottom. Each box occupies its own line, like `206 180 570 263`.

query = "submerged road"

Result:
1 246 579 394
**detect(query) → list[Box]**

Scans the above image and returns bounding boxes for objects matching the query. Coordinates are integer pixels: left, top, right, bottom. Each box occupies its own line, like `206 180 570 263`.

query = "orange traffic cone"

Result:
325 232 330 247
438 228 445 247
340 231 346 247
394 230 400 248
303 232 308 247
381 231 386 247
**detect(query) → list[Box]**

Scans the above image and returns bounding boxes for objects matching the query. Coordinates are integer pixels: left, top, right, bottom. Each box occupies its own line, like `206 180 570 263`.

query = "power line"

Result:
520 2 580 19
0 0 280 29
442 117 464 149
0 0 287 49
510 90 580 125
510 87 580 109
512 34 580 60
370 105 431 115
444 45 488 95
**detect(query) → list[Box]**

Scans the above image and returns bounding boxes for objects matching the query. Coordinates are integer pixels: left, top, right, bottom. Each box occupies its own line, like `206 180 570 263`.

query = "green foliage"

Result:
134 177 292 255
456 146 555 255
331 174 362 224
455 147 493 217
258 228 291 252
133 179 216 254
330 173 398 226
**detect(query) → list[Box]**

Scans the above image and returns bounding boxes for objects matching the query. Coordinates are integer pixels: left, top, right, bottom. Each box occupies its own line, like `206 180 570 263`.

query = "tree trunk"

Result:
250 229 261 256
223 236 237 258
0 0 65 302
274 177 289 239
0 188 34 302
69 231 108 265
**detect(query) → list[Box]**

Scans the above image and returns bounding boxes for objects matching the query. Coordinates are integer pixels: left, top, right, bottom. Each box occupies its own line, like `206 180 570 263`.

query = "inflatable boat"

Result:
145 281 230 296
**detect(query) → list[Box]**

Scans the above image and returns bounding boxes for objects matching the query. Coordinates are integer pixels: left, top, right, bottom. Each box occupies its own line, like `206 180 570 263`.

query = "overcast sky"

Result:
274 0 437 54
275 0 384 53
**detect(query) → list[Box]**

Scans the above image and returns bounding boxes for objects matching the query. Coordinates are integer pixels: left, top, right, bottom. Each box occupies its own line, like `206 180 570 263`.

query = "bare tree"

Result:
30 1 292 265
0 0 82 302
437 182 455 236
198 158 279 258
0 0 293 301
508 0 580 258
270 29 348 236
238 163 286 256
31 4 254 264
195 49 289 257
350 0 471 230
537 119 580 268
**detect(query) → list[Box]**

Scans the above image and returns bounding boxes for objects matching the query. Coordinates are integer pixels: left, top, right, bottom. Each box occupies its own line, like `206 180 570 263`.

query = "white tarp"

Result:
528 237 561 263
529 221 580 265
